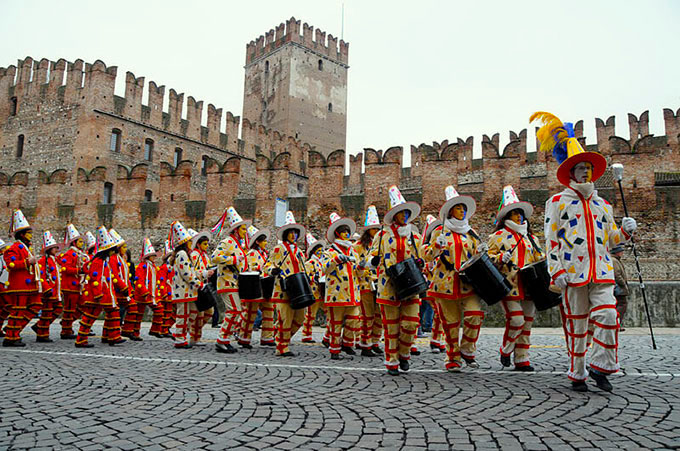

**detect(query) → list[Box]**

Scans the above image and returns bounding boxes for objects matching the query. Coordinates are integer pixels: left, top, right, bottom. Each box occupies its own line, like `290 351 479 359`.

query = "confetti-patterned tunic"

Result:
172 250 202 303
324 244 361 307
262 242 307 303
211 235 248 294
423 227 480 301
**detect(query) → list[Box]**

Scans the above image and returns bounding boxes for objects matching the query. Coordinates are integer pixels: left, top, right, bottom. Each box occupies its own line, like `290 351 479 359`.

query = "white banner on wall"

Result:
275 198 288 227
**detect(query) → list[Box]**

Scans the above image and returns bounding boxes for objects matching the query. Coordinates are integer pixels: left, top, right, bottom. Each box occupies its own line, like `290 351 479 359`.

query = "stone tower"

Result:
243 17 349 157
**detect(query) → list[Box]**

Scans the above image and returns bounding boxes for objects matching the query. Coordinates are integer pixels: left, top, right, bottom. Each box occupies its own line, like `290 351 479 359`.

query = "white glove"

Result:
337 254 349 263
435 235 447 247
501 251 512 264
478 242 489 253
554 274 568 290
347 255 357 263
622 217 637 234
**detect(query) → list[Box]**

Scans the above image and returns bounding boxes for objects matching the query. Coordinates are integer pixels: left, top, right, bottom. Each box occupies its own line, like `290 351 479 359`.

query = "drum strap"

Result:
526 234 544 255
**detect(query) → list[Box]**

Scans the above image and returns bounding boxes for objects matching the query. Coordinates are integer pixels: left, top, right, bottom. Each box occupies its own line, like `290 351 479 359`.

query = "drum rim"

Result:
239 271 261 276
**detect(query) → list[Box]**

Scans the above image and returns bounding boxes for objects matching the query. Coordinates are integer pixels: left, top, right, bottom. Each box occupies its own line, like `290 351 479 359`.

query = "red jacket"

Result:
58 246 86 294
3 241 40 294
134 259 158 305
157 262 173 302
38 255 61 300
109 254 132 302
83 256 115 307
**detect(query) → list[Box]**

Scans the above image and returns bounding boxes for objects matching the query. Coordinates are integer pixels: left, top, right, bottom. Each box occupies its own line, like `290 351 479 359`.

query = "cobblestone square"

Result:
1 324 678 450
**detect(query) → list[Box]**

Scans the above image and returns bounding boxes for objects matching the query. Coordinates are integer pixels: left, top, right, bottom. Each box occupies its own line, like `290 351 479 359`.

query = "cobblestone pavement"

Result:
1 323 679 450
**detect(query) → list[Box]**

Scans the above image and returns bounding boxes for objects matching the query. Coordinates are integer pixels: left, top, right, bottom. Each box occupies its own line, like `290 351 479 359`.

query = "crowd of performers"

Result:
0 112 637 392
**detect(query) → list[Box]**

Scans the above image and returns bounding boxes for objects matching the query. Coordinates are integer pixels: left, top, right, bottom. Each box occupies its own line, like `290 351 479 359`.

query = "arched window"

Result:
174 147 183 167
265 60 270 73
110 128 121 152
144 190 153 202
318 59 323 71
328 103 333 112
10 97 18 116
16 135 24 158
201 155 209 176
144 138 154 161
103 182 113 204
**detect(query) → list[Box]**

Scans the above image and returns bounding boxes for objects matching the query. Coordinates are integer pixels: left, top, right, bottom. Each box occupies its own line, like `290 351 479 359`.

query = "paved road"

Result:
1 324 678 450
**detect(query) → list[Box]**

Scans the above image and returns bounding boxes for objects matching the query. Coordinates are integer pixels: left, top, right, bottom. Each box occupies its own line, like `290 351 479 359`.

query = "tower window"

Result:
16 134 24 158
328 103 333 112
10 97 18 116
265 60 269 73
144 190 153 202
110 128 121 152
318 59 323 71
174 147 183 166
103 182 113 204
201 155 209 176
144 138 154 161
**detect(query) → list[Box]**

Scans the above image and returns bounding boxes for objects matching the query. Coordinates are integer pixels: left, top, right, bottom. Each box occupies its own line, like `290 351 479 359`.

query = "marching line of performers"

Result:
0 112 638 392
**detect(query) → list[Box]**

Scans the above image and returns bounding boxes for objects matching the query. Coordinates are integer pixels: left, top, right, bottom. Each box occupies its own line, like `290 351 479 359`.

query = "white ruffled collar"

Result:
444 218 471 235
570 182 595 199
505 220 527 236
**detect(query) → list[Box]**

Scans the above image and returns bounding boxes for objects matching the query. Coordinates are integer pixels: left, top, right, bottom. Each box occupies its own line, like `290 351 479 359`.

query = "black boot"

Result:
3 339 26 347
361 348 378 357
399 358 410 373
341 345 356 355
589 369 613 392
500 355 511 368
215 343 237 354
571 381 588 392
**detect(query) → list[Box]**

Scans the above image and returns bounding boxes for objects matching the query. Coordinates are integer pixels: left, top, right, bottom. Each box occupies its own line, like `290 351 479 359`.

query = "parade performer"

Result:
370 186 423 375
301 233 326 344
107 229 133 341
211 207 250 354
75 226 126 348
2 210 42 347
423 186 484 372
421 214 446 354
532 111 637 392
353 206 383 357
34 231 63 342
240 225 273 347
155 240 175 338
126 238 163 340
0 238 11 337
85 231 96 257
487 185 544 371
169 221 203 348
58 224 87 339
263 211 307 357
324 213 362 359
190 230 213 346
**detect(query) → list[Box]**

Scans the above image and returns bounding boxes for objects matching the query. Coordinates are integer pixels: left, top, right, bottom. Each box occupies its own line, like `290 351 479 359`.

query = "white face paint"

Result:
572 162 593 183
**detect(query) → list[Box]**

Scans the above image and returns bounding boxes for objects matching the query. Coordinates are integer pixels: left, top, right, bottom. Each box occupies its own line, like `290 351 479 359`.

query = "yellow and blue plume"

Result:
529 111 574 164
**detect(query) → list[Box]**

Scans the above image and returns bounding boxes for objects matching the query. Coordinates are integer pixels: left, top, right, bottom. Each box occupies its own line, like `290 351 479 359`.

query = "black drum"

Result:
238 271 262 301
261 276 276 300
195 281 219 312
459 253 512 306
386 257 429 300
318 276 326 301
285 272 316 310
520 259 562 311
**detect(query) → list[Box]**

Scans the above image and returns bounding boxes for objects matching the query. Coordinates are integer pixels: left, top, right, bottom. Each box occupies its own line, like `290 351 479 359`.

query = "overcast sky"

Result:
2 0 678 161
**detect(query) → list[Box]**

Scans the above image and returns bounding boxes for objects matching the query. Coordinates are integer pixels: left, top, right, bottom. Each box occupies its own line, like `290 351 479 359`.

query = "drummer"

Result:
370 186 423 376
423 185 484 372
301 233 326 344
240 225 272 348
263 211 308 357
190 229 213 346
421 215 446 354
487 185 544 371
353 205 383 357
211 207 250 354
323 213 362 360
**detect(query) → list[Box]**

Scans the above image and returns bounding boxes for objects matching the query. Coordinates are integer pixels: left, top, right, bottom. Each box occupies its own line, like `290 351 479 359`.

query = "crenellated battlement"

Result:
245 16 349 66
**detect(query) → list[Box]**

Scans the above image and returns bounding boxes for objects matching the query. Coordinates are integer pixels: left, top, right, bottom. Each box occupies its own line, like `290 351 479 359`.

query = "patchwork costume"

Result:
532 111 636 390
58 224 87 339
189 232 213 343
302 233 326 343
487 186 544 369
130 239 163 339
421 215 446 353
239 226 271 347
169 221 202 348
34 231 63 342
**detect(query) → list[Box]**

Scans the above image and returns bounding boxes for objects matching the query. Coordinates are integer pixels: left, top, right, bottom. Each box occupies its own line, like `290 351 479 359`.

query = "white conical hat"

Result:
169 221 193 249
10 209 31 234
85 231 96 250
326 212 356 244
162 240 172 258
42 230 60 253
423 214 443 242
277 210 305 241
438 185 477 222
362 205 381 231
306 232 325 258
141 238 157 259
190 229 211 249
247 225 269 245
495 185 533 223
108 229 125 247
95 226 116 253
384 185 420 225
64 224 81 245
